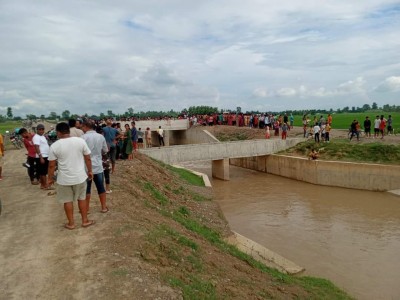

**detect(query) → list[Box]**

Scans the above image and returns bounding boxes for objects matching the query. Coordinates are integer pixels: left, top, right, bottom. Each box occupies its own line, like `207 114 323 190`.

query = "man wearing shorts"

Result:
48 122 94 230
33 124 51 189
82 120 109 213
131 121 138 152
374 115 381 138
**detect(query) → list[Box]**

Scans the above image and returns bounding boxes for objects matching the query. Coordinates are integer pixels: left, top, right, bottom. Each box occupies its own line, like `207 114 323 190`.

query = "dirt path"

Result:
0 147 181 300
0 148 100 299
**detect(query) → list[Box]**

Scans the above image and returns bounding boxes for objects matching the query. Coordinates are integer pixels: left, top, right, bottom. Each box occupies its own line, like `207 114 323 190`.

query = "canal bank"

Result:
180 160 400 300
230 154 400 191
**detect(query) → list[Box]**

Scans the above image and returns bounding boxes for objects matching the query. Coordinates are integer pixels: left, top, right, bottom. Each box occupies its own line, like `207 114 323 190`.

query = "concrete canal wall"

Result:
230 155 400 191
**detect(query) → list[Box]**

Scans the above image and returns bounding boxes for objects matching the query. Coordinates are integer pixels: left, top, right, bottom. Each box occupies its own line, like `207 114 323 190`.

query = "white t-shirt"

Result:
48 137 91 185
157 128 164 137
32 134 50 158
70 127 84 137
313 125 321 134
374 119 381 129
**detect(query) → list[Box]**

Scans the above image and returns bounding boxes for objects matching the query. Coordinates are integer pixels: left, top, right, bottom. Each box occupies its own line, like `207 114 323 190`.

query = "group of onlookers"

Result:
348 115 393 141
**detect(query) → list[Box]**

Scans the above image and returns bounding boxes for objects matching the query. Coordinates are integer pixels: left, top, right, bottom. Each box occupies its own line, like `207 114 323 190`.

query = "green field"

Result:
0 121 22 134
294 112 399 131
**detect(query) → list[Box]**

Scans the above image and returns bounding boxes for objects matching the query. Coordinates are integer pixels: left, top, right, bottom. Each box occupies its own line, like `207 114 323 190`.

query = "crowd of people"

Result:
8 117 171 229
190 112 295 140
348 115 394 141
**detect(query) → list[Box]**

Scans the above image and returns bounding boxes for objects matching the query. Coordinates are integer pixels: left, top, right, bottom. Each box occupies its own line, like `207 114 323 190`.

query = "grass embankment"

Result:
108 154 352 299
283 139 400 164
293 112 400 131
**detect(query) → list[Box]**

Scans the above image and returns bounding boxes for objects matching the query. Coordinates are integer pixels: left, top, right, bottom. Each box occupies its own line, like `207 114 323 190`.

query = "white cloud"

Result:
375 76 400 92
276 87 297 97
0 0 400 116
336 77 366 94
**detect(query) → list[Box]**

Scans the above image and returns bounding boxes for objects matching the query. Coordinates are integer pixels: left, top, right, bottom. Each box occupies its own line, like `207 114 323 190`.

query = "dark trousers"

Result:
158 136 165 146
27 156 39 182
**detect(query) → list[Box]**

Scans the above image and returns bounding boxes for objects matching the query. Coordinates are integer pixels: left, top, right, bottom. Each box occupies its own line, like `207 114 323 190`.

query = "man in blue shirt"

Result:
102 120 119 173
131 121 138 152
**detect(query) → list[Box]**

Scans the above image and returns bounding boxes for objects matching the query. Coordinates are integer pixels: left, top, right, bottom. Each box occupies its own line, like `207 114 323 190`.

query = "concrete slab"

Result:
172 165 212 187
225 231 305 275
387 189 400 197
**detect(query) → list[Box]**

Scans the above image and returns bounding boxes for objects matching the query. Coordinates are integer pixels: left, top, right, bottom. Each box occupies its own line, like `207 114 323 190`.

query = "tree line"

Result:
1 102 399 123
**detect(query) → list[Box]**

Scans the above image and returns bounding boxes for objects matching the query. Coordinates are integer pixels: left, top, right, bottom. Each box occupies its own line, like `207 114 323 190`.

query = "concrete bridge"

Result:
139 138 304 180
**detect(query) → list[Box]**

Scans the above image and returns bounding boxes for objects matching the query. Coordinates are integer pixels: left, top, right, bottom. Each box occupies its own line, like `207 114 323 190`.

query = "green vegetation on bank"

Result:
167 165 205 186
283 139 400 164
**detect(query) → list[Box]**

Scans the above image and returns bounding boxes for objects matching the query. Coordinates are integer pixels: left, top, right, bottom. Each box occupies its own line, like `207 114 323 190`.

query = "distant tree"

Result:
382 104 391 112
61 110 71 120
342 106 349 113
40 114 45 120
6 107 13 119
127 107 134 115
99 112 106 119
372 102 378 110
188 106 219 115
26 114 37 120
107 110 114 117
362 104 371 111
13 116 22 121
48 111 57 120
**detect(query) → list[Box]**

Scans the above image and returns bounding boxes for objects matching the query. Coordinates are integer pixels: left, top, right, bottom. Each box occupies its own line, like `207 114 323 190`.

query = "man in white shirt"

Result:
48 122 94 230
82 120 109 213
313 124 321 143
156 126 165 147
68 118 84 137
33 124 51 189
374 115 381 138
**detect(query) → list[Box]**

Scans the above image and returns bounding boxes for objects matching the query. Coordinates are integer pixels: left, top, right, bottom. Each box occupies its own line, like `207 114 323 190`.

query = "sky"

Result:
0 0 400 117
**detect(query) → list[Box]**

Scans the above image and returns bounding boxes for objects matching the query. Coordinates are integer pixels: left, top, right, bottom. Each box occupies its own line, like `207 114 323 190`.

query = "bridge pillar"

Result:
212 158 230 180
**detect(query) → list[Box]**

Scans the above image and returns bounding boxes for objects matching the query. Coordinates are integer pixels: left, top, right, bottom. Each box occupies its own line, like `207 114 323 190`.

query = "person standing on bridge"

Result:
145 127 152 148
157 126 165 147
281 122 289 140
48 122 95 230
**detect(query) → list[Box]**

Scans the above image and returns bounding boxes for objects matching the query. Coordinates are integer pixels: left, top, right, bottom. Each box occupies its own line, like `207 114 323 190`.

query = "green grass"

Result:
143 182 169 205
168 275 216 300
293 111 400 131
0 121 21 134
167 166 205 186
285 139 400 164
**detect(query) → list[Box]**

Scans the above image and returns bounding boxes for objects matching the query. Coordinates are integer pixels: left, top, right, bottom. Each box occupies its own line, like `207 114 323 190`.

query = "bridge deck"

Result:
139 138 304 164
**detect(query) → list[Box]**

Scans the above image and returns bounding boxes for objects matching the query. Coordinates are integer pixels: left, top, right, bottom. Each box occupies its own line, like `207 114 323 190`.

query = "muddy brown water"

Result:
181 161 400 300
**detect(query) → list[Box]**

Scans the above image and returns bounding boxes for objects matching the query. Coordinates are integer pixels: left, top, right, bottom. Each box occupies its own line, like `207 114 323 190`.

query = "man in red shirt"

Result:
19 128 39 185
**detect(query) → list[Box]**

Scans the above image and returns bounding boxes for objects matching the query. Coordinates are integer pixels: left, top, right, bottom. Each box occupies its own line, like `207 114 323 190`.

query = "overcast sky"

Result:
1 1 399 117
